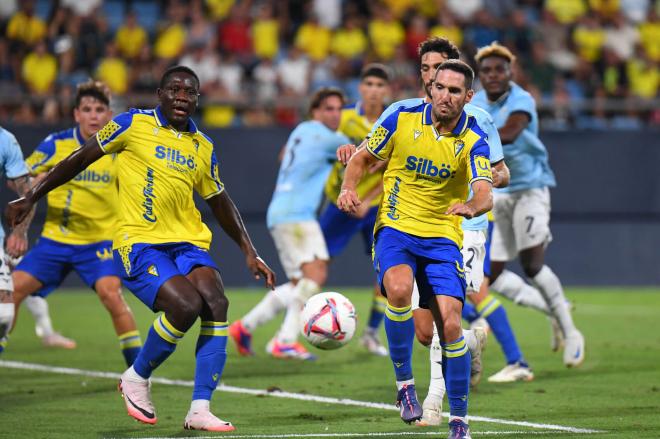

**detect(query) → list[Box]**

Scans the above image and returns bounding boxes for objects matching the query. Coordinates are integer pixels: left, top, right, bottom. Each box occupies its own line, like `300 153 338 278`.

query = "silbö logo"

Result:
142 167 156 223
405 156 456 180
155 145 196 170
74 170 111 183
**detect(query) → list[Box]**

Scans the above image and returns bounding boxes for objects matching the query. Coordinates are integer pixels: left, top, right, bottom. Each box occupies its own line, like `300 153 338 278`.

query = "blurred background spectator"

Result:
0 0 657 128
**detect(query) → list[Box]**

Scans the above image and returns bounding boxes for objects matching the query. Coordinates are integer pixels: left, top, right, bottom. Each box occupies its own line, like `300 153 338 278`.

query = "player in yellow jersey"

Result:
338 60 493 439
8 81 143 364
7 66 276 431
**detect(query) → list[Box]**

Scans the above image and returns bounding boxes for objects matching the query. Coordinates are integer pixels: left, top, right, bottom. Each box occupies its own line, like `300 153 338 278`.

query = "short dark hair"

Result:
418 37 460 60
360 63 390 82
160 65 200 89
309 87 345 113
74 80 111 108
435 59 475 89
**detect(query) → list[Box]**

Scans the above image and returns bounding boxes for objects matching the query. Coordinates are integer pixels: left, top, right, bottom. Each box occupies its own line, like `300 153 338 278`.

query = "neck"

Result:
432 111 462 134
78 127 91 141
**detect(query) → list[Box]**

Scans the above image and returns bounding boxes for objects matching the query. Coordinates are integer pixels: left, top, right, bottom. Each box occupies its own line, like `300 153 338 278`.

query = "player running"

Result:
7 66 276 431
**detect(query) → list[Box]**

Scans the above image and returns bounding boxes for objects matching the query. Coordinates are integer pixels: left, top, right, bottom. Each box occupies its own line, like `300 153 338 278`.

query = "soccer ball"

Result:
301 292 357 350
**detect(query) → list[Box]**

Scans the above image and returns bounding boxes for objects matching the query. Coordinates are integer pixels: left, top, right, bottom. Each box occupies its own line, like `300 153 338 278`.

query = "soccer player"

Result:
0 127 34 355
9 81 142 365
471 42 585 368
230 88 349 360
7 66 276 431
338 59 493 439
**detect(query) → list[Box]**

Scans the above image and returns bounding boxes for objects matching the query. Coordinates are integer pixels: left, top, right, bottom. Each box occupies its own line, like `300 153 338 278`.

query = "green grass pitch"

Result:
1 287 659 438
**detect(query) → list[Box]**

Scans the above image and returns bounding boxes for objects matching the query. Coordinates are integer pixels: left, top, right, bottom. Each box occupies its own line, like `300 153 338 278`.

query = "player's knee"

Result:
415 325 433 346
441 319 462 342
383 281 412 306
205 293 229 319
522 261 543 278
171 293 203 327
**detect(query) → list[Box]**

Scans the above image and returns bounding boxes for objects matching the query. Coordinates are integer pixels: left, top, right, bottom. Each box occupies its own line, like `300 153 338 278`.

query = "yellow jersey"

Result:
325 102 384 207
26 127 118 245
366 103 492 247
96 107 224 249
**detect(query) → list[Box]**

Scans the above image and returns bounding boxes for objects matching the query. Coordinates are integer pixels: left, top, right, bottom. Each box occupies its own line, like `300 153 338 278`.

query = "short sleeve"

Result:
195 149 225 199
366 110 399 160
478 115 504 163
468 137 493 185
26 134 57 174
508 92 535 119
1 130 28 178
96 111 134 154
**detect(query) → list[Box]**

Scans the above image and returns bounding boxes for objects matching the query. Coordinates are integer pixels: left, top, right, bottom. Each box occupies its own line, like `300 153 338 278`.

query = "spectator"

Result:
603 12 640 60
6 0 46 48
61 0 101 17
295 14 332 62
638 8 659 61
330 14 368 61
179 43 220 95
312 0 342 29
218 3 252 60
217 52 245 98
405 14 429 60
154 1 188 61
368 6 405 61
252 2 279 60
277 46 310 96
544 0 587 25
115 10 148 59
429 11 463 49
626 47 659 99
573 13 607 63
620 0 650 24
253 57 279 103
464 9 502 51
96 41 129 95
206 0 236 21
503 9 534 58
445 0 484 23
187 1 216 50
21 39 57 96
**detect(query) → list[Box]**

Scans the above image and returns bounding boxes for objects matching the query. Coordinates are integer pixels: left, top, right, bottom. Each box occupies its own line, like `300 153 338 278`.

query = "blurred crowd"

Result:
1 0 659 129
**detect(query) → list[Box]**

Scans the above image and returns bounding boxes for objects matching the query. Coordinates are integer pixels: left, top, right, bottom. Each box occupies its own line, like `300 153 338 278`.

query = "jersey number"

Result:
465 248 476 269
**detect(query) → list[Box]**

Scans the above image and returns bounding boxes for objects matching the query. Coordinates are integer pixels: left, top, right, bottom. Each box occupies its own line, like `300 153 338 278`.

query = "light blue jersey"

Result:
0 127 28 240
267 120 350 228
370 99 503 231
472 82 556 193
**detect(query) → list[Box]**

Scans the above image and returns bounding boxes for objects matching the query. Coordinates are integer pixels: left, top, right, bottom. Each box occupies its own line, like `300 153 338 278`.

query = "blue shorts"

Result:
114 242 219 310
373 226 466 308
319 202 378 258
16 237 117 298
483 220 494 277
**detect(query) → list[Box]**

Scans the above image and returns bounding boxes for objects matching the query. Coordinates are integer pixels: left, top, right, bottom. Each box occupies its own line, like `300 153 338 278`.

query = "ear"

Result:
465 89 474 103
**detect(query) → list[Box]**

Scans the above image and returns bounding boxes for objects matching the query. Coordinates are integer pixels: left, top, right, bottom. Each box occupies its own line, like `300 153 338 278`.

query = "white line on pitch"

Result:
0 360 603 435
105 432 581 439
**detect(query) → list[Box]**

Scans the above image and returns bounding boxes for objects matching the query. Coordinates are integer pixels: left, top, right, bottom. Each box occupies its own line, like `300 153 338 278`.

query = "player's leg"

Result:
513 188 584 367
115 245 204 425
11 241 77 349
0 251 13 353
374 227 421 423
269 221 328 360
182 265 234 432
94 276 142 366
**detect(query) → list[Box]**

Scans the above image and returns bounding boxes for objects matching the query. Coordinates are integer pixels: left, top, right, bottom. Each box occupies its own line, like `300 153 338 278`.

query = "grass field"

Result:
1 287 659 438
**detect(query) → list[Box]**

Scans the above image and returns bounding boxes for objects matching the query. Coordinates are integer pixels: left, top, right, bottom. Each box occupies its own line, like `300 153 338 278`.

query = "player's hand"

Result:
337 188 361 214
6 230 28 258
491 167 503 187
336 144 356 165
6 197 33 228
247 254 276 290
446 203 476 219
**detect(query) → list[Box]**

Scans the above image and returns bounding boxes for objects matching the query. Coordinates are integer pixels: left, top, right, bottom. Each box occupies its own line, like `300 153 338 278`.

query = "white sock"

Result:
396 378 415 391
190 399 210 413
277 278 320 343
0 302 14 339
463 328 476 353
426 328 446 403
242 282 294 332
24 295 55 337
123 365 148 381
491 269 550 314
531 266 577 336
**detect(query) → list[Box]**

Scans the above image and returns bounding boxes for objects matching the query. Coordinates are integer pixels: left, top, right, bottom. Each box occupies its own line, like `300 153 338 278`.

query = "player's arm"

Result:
498 112 530 144
491 160 510 188
337 147 379 214
446 179 493 219
206 191 276 289
5 174 35 257
6 137 104 227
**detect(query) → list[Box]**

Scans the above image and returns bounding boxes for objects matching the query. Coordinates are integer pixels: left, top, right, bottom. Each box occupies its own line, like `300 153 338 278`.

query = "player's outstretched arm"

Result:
491 160 510 188
206 191 276 289
498 112 530 144
337 147 378 214
6 137 104 228
446 180 493 219
5 174 35 257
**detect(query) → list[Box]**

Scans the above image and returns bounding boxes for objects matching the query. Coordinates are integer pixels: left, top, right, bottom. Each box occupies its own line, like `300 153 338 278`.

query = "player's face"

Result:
313 95 343 131
157 72 199 128
478 56 511 98
421 51 449 98
359 76 388 107
431 69 473 122
74 96 112 139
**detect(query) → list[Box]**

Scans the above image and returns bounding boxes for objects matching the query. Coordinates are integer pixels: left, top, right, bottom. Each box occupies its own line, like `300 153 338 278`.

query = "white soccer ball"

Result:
301 292 357 350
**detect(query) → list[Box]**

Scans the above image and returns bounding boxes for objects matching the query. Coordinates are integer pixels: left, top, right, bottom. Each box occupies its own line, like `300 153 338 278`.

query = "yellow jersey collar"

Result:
154 105 198 133
423 104 468 137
